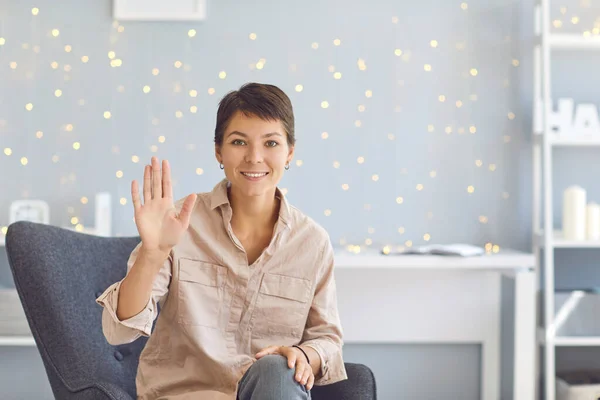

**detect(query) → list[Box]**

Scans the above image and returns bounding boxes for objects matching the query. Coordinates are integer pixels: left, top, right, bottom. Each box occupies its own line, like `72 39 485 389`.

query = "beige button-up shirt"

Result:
96 178 347 399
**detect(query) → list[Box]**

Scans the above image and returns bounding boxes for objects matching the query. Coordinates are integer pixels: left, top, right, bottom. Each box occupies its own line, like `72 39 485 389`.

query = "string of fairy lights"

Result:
1 2 598 252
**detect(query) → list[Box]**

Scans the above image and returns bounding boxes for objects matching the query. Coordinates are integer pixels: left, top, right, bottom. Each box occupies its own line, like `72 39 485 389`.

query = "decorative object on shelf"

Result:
562 186 586 241
556 369 600 400
94 192 112 237
586 203 600 241
383 243 485 257
574 104 600 136
9 200 50 225
550 98 575 134
63 192 112 237
550 98 600 137
113 0 207 21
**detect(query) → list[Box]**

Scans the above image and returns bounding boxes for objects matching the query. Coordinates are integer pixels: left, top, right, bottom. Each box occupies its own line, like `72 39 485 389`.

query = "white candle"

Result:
563 186 586 241
586 202 600 240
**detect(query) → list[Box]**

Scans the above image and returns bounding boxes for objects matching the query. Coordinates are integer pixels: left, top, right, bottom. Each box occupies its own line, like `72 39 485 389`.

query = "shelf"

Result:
0 288 33 346
533 6 600 399
534 133 600 147
554 336 600 346
540 291 600 347
550 33 600 50
538 328 600 346
551 136 600 147
536 230 600 248
0 336 35 346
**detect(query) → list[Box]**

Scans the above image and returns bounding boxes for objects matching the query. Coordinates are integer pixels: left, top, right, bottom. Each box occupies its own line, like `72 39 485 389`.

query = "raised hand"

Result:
131 157 197 255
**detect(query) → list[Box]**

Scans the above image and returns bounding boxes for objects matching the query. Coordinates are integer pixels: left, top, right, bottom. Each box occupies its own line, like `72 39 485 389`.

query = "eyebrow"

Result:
227 131 283 139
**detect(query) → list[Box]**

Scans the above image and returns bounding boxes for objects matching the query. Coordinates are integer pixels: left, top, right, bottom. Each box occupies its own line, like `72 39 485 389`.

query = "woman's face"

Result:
215 111 294 198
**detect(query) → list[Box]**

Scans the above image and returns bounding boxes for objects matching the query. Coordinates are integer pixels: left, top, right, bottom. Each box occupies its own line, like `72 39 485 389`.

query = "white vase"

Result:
563 186 586 241
586 202 600 240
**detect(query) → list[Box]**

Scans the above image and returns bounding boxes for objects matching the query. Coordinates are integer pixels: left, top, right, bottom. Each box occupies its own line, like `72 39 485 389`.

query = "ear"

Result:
287 145 295 165
215 145 222 164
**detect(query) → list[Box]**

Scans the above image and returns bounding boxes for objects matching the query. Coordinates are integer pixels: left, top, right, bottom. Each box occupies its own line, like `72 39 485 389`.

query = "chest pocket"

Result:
252 273 312 337
177 258 227 328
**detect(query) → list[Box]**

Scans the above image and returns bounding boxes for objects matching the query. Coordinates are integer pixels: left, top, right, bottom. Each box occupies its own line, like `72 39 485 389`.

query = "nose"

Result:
244 143 263 164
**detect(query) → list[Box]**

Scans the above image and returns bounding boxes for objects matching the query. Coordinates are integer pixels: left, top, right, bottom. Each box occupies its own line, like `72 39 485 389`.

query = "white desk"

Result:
333 248 536 400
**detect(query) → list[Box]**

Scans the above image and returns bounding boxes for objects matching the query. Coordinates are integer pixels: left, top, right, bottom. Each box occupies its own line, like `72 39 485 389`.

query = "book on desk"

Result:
383 243 485 257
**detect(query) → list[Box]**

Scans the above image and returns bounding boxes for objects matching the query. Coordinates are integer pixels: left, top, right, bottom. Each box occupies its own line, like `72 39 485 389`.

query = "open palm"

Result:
131 157 197 253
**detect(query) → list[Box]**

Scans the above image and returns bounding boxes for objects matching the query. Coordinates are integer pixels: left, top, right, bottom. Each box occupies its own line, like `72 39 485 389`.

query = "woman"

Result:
96 82 347 400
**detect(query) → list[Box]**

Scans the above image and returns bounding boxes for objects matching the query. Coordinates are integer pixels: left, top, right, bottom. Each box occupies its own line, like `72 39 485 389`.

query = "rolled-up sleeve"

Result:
95 242 172 346
301 238 348 386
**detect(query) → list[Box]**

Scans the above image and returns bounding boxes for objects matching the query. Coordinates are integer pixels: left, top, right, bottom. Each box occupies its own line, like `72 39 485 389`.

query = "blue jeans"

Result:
237 355 312 400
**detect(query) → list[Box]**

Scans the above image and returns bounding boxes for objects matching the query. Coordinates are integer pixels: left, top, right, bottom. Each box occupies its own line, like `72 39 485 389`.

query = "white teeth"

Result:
242 172 267 178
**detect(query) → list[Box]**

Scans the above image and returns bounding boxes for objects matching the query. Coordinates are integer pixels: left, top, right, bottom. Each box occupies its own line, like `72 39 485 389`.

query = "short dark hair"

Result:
214 82 295 147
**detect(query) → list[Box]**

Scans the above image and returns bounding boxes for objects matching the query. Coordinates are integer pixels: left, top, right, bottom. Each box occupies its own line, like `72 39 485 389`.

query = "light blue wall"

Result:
0 0 530 248
2 0 600 398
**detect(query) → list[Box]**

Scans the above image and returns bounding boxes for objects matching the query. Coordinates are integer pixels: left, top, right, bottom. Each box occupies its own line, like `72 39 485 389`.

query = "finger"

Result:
256 345 277 356
131 180 141 211
301 369 312 386
178 193 197 227
306 373 315 390
151 157 162 199
255 346 273 358
288 351 298 369
294 362 305 382
143 165 151 203
162 159 172 199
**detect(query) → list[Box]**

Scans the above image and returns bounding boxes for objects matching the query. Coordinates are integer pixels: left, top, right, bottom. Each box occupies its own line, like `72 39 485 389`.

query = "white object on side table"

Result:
0 199 51 249
94 192 112 237
1 192 113 247
62 192 112 236
113 0 207 21
333 247 536 400
9 200 50 225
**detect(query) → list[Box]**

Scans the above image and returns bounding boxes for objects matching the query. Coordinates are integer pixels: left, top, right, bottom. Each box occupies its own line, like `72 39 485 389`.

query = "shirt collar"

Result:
209 178 291 229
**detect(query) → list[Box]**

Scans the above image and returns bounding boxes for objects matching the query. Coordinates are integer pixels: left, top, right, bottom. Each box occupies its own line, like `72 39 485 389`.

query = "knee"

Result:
252 354 292 377
238 355 309 400
251 354 299 388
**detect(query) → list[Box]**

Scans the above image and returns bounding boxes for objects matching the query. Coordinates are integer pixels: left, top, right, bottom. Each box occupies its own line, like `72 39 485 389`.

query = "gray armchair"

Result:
6 221 377 400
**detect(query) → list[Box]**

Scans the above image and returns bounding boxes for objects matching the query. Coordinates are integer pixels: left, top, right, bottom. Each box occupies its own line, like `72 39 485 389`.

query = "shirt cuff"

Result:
96 280 154 337
301 339 348 386
303 343 327 379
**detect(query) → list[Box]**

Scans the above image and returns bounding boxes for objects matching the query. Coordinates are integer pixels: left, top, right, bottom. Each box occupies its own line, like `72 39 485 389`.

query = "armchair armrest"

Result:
311 363 377 400
76 381 134 400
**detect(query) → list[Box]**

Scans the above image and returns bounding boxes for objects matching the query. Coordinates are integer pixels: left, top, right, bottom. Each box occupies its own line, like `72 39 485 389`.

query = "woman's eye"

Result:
232 139 245 145
266 140 279 147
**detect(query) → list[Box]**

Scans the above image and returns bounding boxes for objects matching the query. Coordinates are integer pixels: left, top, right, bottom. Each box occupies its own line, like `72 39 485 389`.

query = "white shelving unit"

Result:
534 2 600 399
0 235 35 346
0 288 34 347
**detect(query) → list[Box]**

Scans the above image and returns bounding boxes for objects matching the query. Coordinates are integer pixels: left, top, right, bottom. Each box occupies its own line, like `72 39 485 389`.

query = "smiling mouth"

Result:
240 172 269 178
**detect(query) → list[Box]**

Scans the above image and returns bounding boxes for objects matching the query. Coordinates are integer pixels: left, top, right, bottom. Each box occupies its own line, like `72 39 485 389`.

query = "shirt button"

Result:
113 351 124 361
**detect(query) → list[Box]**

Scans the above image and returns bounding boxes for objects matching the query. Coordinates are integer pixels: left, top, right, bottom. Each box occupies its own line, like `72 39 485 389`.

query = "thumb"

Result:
178 194 197 226
255 345 280 358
